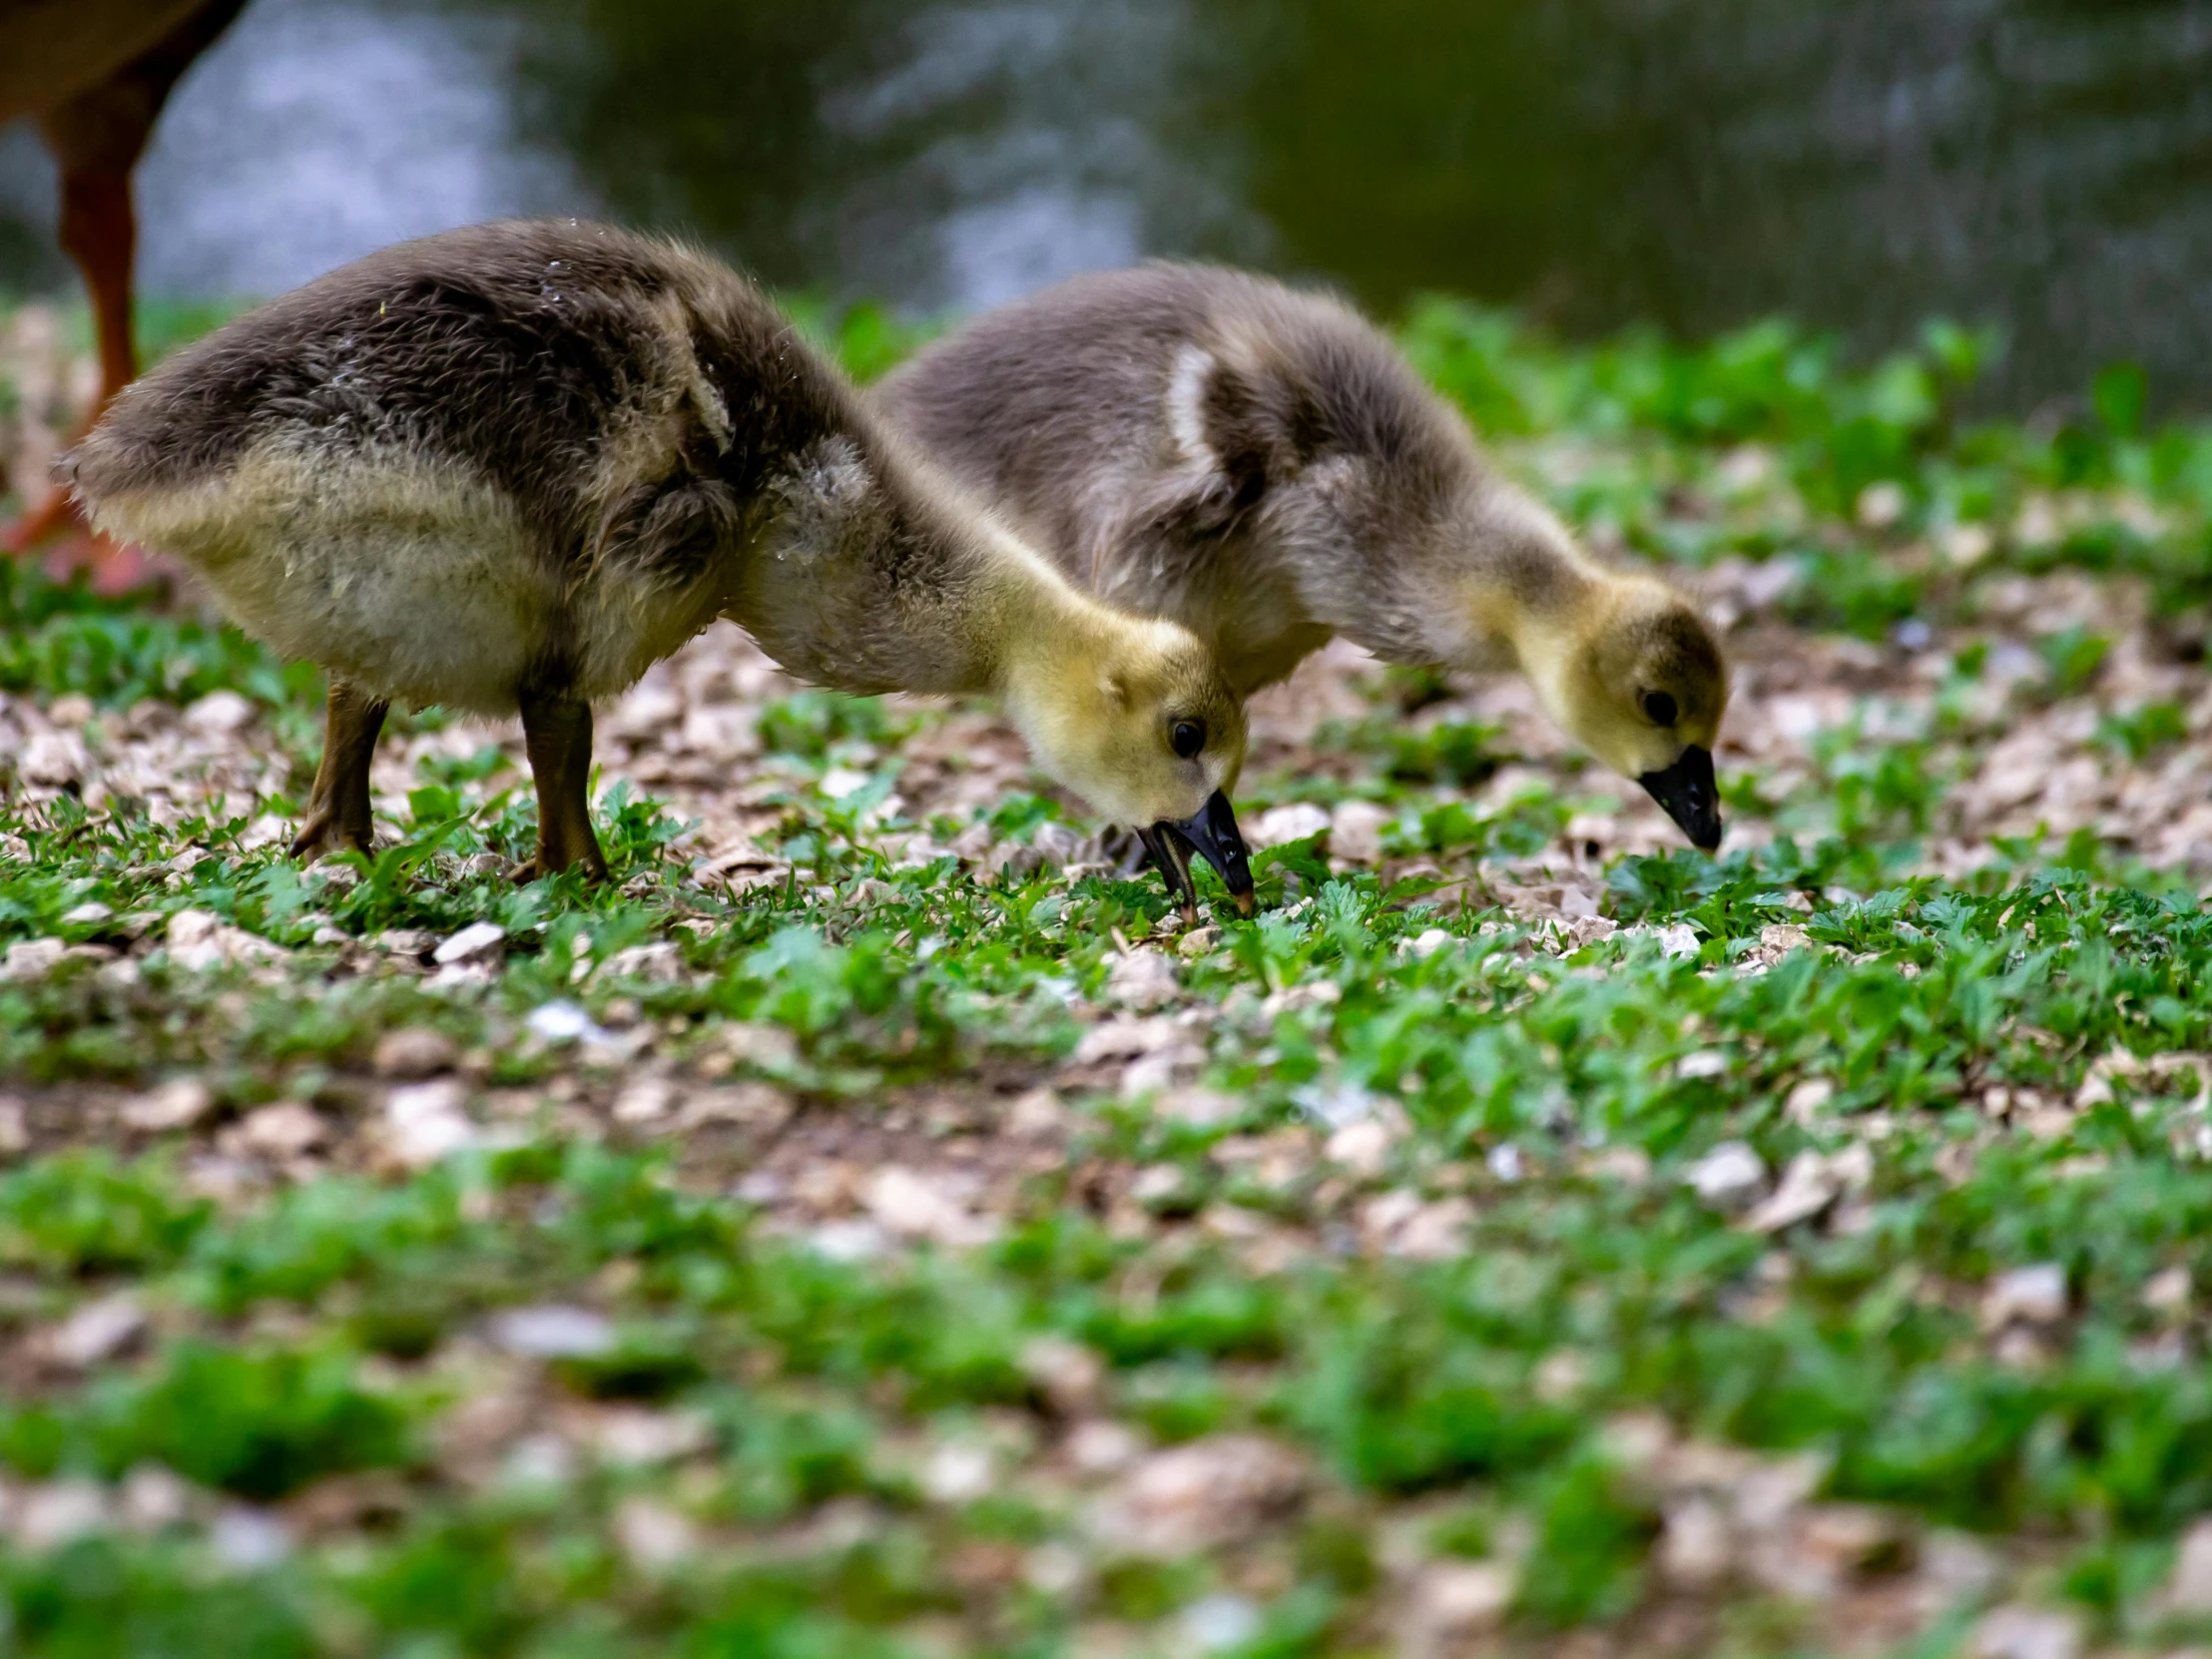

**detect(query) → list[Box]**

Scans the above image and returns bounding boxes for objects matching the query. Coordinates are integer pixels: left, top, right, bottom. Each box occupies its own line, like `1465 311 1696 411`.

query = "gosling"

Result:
875 264 1730 849
66 222 1255 913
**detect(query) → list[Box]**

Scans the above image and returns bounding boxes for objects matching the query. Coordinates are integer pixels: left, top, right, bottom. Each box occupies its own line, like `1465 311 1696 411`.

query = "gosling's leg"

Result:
289 679 389 860
515 688 608 882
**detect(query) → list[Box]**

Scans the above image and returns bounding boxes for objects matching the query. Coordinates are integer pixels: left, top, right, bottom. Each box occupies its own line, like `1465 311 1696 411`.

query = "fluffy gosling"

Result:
876 263 1730 848
67 222 1254 912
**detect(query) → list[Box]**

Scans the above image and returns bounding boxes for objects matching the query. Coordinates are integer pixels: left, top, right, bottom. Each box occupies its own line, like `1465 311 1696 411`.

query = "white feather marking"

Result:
1166 345 1217 469
684 349 734 454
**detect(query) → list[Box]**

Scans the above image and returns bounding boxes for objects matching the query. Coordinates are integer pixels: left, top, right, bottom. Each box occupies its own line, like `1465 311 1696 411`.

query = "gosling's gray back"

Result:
70 220 1010 708
874 262 1574 692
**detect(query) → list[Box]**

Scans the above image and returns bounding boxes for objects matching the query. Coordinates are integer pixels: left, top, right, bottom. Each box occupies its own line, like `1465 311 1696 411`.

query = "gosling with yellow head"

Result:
65 222 1255 913
876 263 1730 848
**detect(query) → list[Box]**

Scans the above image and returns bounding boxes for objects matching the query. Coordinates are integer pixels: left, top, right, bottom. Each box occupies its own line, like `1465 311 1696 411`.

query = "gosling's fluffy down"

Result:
67 222 1251 885
876 262 1731 845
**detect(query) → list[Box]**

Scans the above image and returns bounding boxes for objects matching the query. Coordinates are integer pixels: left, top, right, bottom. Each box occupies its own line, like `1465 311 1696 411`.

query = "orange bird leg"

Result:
3 162 145 582
5 0 248 590
65 162 142 413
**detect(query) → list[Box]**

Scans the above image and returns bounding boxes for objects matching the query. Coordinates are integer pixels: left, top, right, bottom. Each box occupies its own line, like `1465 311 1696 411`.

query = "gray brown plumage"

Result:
66 221 1253 900
875 262 1731 847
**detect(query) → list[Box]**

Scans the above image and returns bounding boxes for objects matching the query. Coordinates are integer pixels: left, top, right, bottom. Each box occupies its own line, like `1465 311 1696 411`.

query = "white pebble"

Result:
433 922 506 966
489 1305 615 1360
1683 1141 1767 1210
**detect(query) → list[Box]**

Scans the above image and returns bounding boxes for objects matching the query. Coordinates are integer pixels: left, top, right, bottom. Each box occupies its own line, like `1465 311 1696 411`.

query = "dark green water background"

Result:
2 0 2208 411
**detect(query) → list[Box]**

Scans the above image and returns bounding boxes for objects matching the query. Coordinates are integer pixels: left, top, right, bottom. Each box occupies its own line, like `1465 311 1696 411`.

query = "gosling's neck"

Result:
970 537 1132 707
874 413 1138 701
851 399 1163 706
734 420 1124 702
1443 489 1603 724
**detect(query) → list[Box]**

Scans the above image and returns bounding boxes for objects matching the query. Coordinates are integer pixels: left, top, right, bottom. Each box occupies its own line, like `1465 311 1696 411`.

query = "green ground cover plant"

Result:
0 293 2209 1653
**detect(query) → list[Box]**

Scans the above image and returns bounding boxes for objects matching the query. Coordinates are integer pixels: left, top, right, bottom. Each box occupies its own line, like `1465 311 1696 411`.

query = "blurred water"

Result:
1 0 2209 409
0 0 581 296
136 0 579 295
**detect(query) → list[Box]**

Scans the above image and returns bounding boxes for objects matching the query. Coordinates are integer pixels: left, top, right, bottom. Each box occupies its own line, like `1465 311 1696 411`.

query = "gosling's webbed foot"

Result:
508 843 610 885
288 809 373 862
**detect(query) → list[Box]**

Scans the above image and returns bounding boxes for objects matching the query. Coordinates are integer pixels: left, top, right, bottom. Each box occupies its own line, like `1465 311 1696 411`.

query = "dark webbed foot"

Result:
288 808 374 861
505 848 610 884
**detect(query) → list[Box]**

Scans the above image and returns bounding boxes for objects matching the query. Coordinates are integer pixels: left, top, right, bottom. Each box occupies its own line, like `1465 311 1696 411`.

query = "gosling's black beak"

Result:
1136 790 1257 924
1639 744 1724 850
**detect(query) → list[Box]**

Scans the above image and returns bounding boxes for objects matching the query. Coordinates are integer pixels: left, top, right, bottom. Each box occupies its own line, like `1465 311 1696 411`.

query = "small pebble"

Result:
489 1304 615 1360
433 922 506 966
372 1027 458 1079
1983 1263 2068 1328
120 1078 216 1134
1683 1141 1767 1210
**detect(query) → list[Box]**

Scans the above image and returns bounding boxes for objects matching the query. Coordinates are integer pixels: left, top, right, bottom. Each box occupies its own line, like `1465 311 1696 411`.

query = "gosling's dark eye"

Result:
1170 719 1206 759
1641 690 1679 728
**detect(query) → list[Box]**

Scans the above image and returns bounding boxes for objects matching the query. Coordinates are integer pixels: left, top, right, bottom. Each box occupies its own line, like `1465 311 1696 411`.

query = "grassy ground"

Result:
1 292 2212 1657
